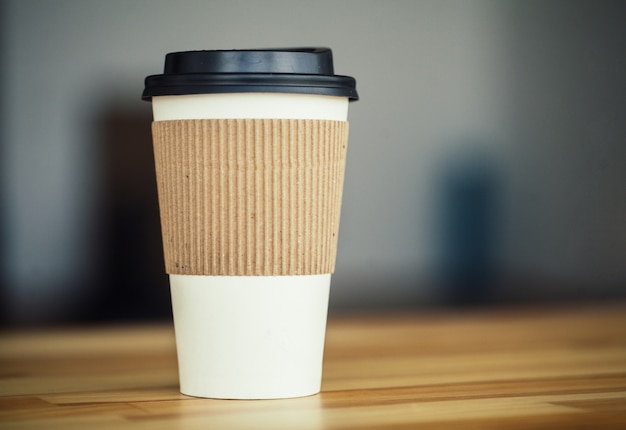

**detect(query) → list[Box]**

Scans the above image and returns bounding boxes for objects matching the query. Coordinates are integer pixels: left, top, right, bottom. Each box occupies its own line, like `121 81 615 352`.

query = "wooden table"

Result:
1 303 625 429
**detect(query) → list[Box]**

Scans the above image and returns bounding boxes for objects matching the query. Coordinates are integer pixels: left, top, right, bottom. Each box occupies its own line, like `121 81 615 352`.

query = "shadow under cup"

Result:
143 48 357 399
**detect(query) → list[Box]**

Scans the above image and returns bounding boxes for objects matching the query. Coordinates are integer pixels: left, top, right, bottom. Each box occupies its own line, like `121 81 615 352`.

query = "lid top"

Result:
164 48 335 75
143 47 358 101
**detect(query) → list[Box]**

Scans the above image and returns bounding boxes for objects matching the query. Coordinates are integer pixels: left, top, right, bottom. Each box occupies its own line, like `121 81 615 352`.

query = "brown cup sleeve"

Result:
151 119 349 276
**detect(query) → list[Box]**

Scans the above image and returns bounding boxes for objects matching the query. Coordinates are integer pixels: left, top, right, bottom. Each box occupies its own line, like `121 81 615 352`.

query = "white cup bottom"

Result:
169 274 331 399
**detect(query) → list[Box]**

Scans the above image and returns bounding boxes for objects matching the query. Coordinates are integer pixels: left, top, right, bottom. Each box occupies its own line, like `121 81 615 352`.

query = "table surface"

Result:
1 303 625 429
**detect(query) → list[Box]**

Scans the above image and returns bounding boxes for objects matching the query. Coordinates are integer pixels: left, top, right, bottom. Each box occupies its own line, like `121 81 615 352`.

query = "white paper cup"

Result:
144 49 357 399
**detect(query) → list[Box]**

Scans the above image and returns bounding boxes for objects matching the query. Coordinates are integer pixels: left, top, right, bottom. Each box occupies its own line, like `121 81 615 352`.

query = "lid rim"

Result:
143 73 358 100
142 86 358 101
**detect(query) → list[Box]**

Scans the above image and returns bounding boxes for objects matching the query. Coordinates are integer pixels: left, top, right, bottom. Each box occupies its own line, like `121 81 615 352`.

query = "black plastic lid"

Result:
142 48 358 101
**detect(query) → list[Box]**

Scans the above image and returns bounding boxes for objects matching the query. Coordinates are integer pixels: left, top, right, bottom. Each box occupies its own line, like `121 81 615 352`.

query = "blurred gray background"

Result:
2 0 625 325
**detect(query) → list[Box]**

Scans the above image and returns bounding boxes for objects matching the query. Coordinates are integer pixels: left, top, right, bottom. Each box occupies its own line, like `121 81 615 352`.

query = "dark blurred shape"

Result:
438 143 501 306
0 0 8 325
87 103 171 322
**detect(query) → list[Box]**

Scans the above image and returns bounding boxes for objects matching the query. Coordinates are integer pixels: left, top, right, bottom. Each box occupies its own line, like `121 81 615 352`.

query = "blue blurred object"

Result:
438 142 501 305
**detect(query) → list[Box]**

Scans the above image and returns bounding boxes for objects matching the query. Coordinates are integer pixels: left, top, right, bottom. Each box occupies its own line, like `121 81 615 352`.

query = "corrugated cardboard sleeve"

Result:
151 119 349 276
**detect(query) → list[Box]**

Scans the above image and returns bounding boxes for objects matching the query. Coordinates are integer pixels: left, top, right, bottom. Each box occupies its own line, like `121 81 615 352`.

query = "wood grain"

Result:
1 304 625 429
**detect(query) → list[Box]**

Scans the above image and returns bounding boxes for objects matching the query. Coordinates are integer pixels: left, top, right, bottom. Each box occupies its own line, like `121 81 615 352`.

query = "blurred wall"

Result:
2 0 625 324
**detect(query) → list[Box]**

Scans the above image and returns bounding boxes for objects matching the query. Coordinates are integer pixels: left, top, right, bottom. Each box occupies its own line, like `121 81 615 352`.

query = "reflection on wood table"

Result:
1 303 625 429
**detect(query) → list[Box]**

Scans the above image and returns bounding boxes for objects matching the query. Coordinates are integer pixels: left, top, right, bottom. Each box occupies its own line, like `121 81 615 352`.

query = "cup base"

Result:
169 274 331 399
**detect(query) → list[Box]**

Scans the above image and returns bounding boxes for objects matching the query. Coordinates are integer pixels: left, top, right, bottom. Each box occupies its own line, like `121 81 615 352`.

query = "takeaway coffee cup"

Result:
142 48 358 399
